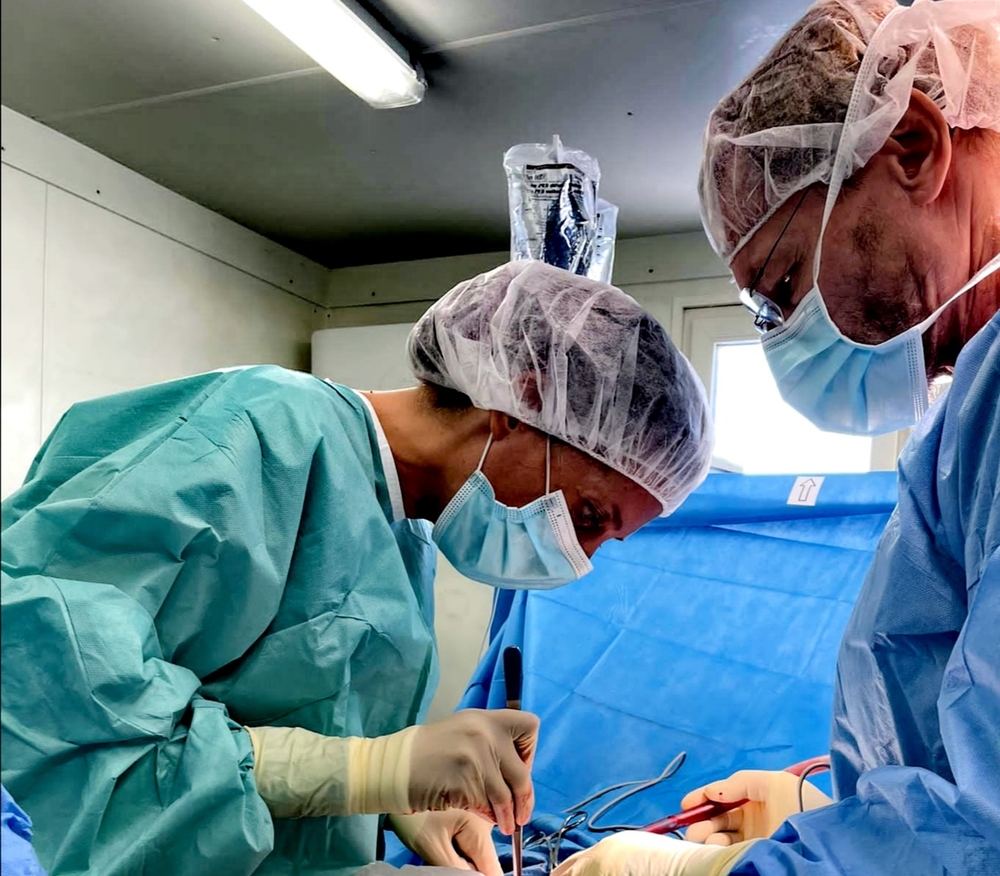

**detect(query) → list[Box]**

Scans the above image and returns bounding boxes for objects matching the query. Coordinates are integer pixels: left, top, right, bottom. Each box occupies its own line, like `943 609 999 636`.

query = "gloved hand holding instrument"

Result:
383 647 534 876
247 706 538 833
551 758 832 876
505 647 526 876
646 756 832 844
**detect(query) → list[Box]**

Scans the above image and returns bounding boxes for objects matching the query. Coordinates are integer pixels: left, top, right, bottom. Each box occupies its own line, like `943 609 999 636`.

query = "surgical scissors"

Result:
515 754 830 874
567 752 688 833
519 755 688 875
522 811 588 873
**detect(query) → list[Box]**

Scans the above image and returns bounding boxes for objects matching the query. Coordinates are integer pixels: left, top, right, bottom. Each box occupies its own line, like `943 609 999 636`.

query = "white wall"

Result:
1 108 322 498
318 231 731 332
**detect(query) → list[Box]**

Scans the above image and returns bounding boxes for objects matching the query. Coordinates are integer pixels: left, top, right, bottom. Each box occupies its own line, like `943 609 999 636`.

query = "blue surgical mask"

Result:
749 56 1000 439
431 436 594 589
761 254 1000 436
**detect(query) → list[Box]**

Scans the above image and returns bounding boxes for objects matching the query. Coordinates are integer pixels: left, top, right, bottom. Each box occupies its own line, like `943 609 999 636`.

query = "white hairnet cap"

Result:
700 0 1000 265
408 261 714 516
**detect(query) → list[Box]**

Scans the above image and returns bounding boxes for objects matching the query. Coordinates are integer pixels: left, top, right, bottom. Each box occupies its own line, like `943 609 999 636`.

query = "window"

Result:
682 305 905 475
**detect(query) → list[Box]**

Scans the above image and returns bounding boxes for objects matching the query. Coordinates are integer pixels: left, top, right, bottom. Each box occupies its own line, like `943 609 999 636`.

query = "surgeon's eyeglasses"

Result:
740 188 810 334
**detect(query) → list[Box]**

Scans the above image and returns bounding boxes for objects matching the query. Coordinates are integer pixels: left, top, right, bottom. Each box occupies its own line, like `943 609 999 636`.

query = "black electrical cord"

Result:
797 762 830 813
581 752 688 833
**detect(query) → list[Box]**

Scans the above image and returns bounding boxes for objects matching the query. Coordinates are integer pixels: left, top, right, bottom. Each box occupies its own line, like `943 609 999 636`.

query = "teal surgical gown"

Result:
1 366 439 875
732 311 1000 874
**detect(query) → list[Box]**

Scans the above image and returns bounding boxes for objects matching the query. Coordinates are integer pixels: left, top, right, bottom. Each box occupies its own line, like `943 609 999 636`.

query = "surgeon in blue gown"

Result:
1 785 46 876
0 261 713 876
554 1 1000 875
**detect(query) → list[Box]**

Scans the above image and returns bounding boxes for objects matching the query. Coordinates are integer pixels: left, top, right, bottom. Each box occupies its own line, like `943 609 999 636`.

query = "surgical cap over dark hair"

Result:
408 261 714 516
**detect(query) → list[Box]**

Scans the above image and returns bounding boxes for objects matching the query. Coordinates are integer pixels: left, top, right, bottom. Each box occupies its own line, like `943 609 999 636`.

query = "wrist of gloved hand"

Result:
552 832 758 876
247 725 419 819
248 709 538 828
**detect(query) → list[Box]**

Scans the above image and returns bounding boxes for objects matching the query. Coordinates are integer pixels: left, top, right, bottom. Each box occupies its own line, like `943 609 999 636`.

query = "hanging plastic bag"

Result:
588 199 618 284
504 135 601 276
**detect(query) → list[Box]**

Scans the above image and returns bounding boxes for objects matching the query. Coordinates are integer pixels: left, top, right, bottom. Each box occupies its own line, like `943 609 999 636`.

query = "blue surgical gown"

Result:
0 367 439 875
732 312 1000 874
1 785 46 876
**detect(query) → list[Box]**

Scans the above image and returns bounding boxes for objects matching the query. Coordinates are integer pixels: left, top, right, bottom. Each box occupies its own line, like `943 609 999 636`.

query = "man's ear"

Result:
876 89 952 205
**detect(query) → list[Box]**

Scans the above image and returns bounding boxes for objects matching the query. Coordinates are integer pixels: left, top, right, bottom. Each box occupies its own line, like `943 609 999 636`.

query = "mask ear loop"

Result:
475 434 494 473
913 252 1000 334
545 438 552 496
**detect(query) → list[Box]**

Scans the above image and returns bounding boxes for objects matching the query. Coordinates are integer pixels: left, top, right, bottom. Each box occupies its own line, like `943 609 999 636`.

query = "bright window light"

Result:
241 0 425 108
712 341 873 475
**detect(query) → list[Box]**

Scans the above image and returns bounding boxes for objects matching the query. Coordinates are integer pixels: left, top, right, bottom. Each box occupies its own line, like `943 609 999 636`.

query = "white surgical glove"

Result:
389 810 502 876
552 831 756 876
680 770 832 845
247 708 537 832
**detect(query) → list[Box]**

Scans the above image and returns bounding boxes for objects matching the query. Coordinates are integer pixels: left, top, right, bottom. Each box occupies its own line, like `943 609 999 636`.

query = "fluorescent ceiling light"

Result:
241 0 425 108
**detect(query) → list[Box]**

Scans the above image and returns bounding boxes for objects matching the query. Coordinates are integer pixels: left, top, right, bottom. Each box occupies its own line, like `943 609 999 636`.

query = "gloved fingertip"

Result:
473 850 503 876
679 789 707 810
495 807 513 837
683 823 709 844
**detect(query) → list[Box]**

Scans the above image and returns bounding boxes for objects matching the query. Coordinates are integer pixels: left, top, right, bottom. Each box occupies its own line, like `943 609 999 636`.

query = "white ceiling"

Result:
1 0 811 267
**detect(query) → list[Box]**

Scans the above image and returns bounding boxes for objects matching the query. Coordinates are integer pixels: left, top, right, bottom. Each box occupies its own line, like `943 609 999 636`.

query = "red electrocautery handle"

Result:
642 756 831 835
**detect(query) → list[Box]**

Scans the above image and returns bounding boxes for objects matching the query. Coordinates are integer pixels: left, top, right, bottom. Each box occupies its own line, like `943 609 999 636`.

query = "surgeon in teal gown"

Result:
1 262 713 875
2 370 437 874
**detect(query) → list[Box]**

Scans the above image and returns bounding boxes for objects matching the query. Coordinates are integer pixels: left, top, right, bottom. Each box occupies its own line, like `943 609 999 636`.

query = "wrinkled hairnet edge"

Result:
416 367 714 517
653 354 714 516
506 343 714 517
698 156 815 268
408 261 715 517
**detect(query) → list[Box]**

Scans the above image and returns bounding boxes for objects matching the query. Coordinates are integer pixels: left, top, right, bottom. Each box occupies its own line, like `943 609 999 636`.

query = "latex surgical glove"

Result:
552 831 756 876
681 770 832 845
408 709 537 833
247 708 537 832
389 810 502 876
